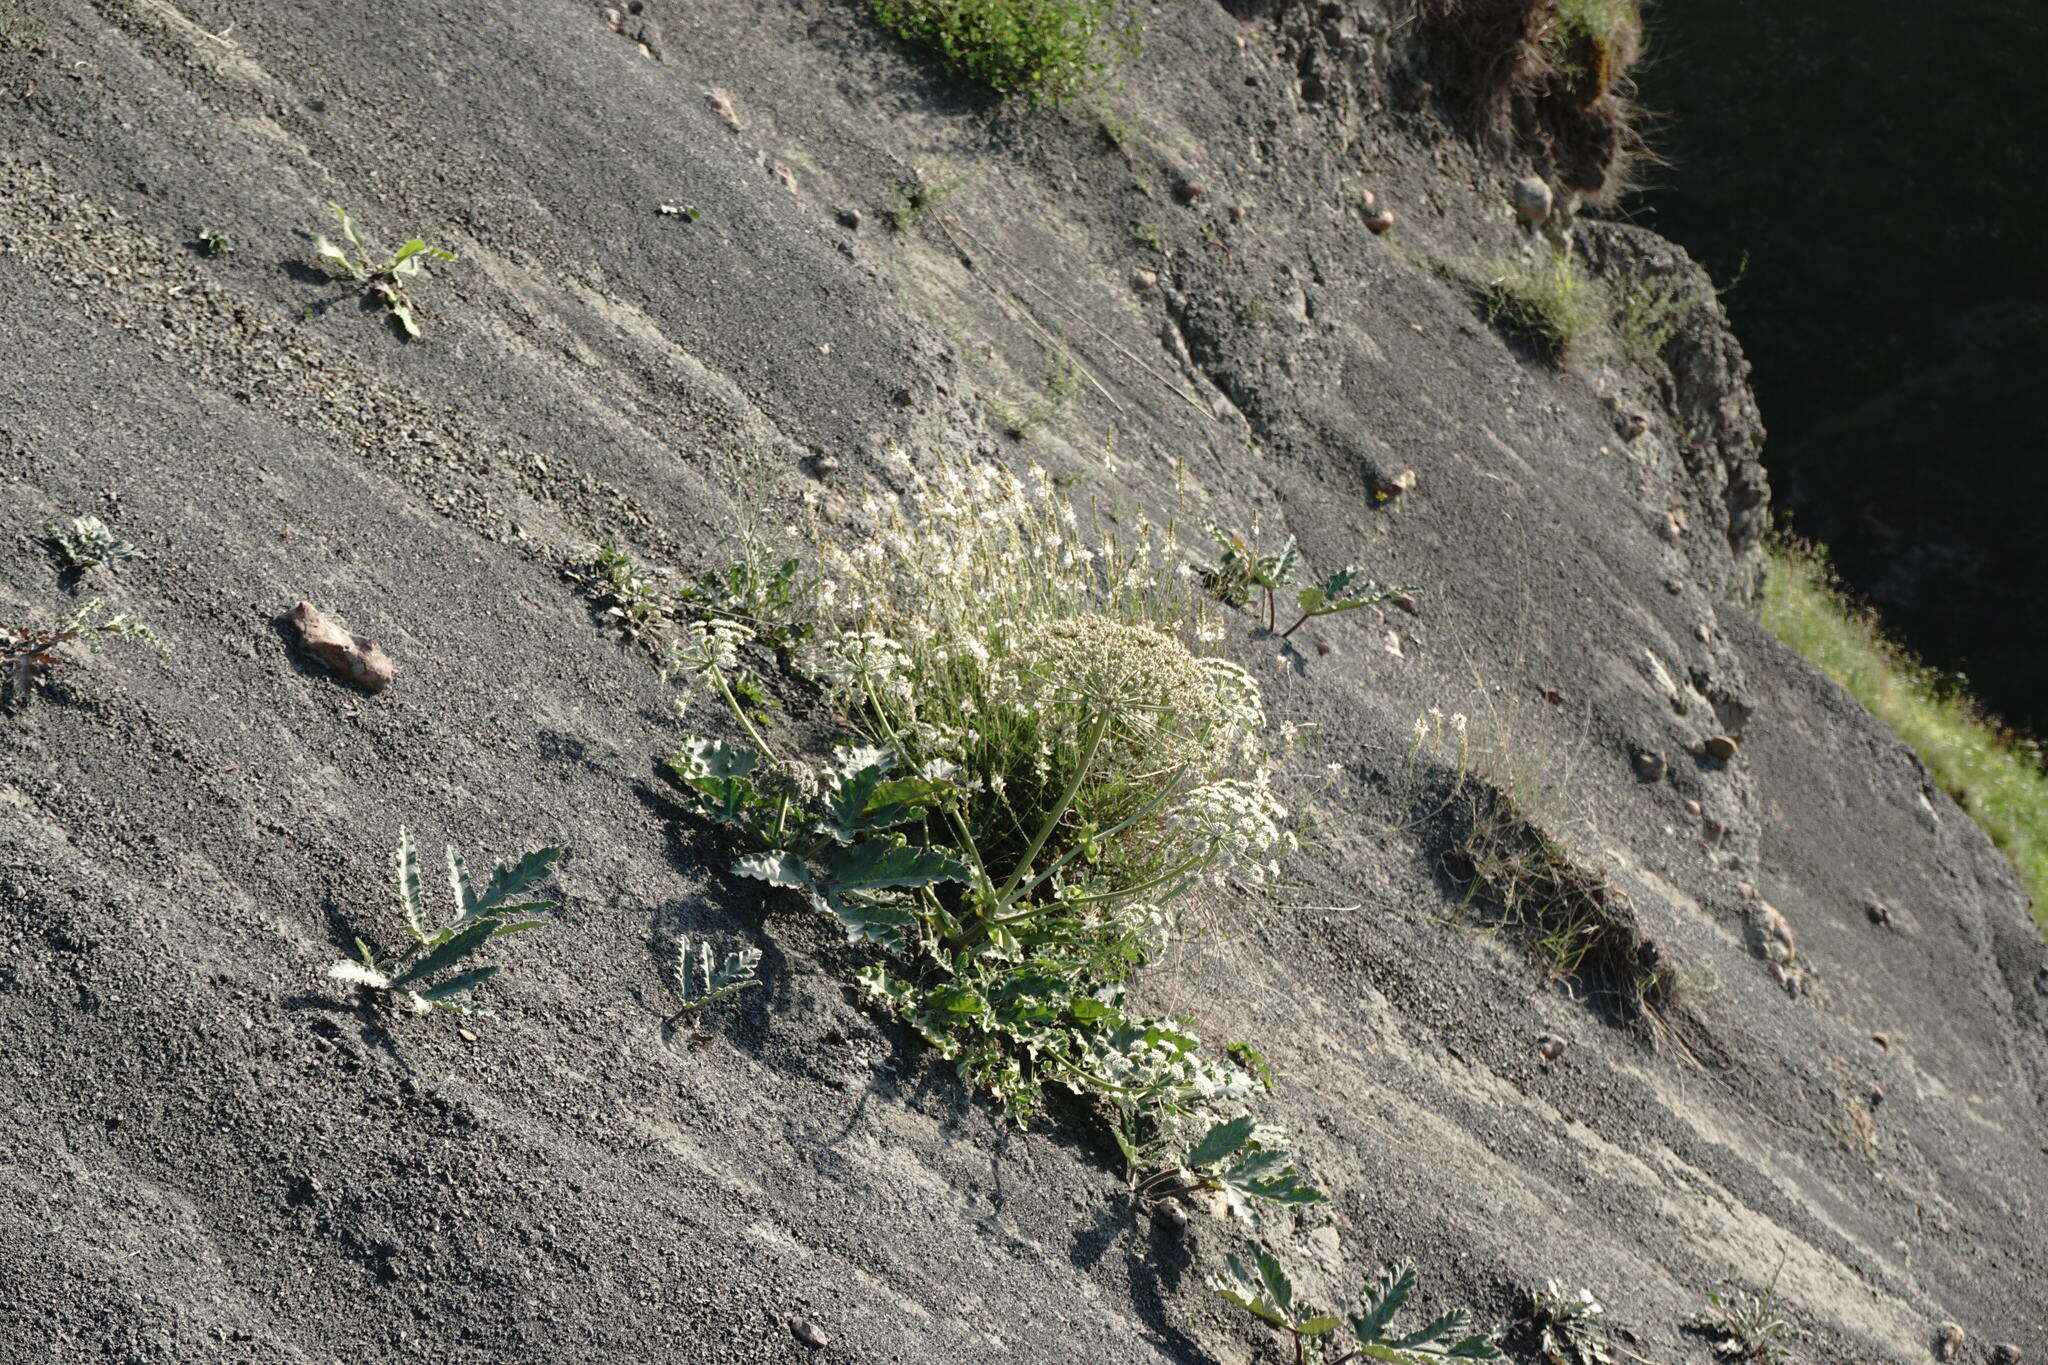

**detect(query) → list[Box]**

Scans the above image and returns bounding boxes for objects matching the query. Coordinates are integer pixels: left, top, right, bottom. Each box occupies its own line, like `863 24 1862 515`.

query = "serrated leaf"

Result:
1393 1308 1469 1351
394 827 424 940
1353 1263 1418 1342
474 845 569 915
812 890 917 951
827 838 971 894
1214 1288 1291 1330
447 845 476 917
1253 1244 1295 1319
328 959 390 989
1184 1114 1256 1170
1445 1335 1504 1360
389 919 495 989
415 964 499 1002
735 850 810 889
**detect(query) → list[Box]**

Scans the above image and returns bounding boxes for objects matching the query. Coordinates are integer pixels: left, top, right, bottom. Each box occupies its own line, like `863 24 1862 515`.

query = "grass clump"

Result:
1762 538 2048 925
1471 251 1605 360
1544 0 1639 89
328 829 569 1017
868 0 1136 101
1691 1273 1807 1363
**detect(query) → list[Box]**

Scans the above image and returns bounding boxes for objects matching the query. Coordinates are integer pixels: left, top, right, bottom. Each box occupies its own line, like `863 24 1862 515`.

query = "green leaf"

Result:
1253 1244 1296 1320
813 891 918 950
735 850 810 888
1298 1317 1343 1336
1184 1114 1256 1170
1220 1147 1291 1184
827 838 971 894
394 828 424 941
391 238 427 269
446 845 476 918
1393 1309 1469 1351
473 845 569 915
1444 1335 1504 1360
822 761 943 844
389 919 496 989
389 300 420 338
1352 1263 1417 1342
1214 1287 1291 1330
333 203 365 251
415 964 499 1002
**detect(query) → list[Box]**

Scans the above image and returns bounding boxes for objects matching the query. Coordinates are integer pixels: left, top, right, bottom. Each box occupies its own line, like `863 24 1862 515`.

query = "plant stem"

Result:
995 703 1111 907
713 669 778 760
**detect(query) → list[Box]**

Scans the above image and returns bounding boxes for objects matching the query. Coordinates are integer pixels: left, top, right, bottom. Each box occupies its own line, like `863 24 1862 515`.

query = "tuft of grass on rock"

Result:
1763 537 2048 927
1471 251 1606 360
868 0 1136 102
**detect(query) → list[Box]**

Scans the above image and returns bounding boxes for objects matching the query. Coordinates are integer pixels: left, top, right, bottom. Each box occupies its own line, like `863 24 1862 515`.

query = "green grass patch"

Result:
1471 252 1606 360
1763 538 2048 926
868 0 1136 101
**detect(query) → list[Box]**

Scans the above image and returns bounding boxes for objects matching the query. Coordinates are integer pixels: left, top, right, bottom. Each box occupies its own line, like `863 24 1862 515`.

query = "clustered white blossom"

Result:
673 617 751 679
1169 772 1296 884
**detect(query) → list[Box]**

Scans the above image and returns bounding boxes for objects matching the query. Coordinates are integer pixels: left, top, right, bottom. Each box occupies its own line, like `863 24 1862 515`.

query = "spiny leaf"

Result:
1352 1262 1418 1342
446 845 476 918
394 827 424 940
1393 1308 1470 1350
734 851 810 888
827 838 971 893
415 964 499 1002
1184 1114 1256 1170
389 918 496 989
473 845 569 915
814 891 918 951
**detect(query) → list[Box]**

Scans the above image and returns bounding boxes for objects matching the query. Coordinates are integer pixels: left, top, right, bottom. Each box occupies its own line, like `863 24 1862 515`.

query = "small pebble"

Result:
837 206 863 229
1991 1346 2021 1365
1865 899 1892 925
458 1028 478 1043
1132 268 1158 291
1704 735 1739 760
1536 1033 1566 1061
1388 592 1419 615
1622 412 1650 440
1511 176 1553 224
1632 751 1667 783
1374 468 1417 500
1934 1323 1965 1360
1364 208 1395 235
1173 178 1204 203
790 1319 829 1349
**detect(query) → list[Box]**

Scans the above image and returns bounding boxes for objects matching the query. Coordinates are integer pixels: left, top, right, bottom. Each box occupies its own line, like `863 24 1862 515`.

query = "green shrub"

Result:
1472 252 1606 360
1763 538 2048 927
869 0 1136 101
1213 1249 1504 1362
3 598 164 706
665 460 1316 1192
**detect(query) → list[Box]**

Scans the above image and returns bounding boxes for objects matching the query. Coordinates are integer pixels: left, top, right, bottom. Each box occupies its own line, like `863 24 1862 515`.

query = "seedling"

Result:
1196 523 1413 638
3 599 164 706
1692 1273 1808 1363
328 828 569 1015
43 515 142 572
1134 1113 1326 1224
658 203 702 221
1524 1280 1614 1365
1213 1249 1504 1364
196 228 233 257
667 936 762 1022
309 204 457 338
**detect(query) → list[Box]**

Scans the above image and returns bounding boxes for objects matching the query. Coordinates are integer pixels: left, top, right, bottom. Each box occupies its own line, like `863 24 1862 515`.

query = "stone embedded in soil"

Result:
1511 176 1553 224
280 602 394 694
1374 467 1417 500
789 1318 829 1349
1536 1033 1567 1060
1704 735 1739 760
1363 208 1395 235
1632 750 1668 782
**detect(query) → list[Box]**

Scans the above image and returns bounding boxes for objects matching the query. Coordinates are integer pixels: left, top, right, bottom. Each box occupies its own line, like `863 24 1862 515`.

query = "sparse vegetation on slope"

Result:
1763 538 2048 925
868 0 1136 100
1469 252 1607 360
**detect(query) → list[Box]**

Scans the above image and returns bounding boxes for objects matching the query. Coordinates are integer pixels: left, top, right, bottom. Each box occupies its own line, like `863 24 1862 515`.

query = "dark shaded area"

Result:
1637 0 2048 731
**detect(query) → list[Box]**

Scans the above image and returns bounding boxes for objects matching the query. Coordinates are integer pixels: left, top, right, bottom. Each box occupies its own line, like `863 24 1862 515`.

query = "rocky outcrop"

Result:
0 1 2040 1362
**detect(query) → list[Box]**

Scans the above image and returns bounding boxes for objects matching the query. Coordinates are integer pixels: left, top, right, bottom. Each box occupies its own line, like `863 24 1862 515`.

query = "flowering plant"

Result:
663 457 1314 1194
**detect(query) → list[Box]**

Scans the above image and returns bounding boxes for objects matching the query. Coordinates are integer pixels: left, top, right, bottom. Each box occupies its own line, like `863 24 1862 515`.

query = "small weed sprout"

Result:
668 936 762 1018
196 228 233 257
43 515 142 572
1213 1249 1504 1364
1524 1280 1614 1365
1692 1273 1809 1363
3 599 165 706
329 829 569 1016
1130 220 1164 252
1470 251 1605 360
868 0 1138 101
1197 522 1413 639
883 167 962 232
989 344 1083 439
309 204 457 338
